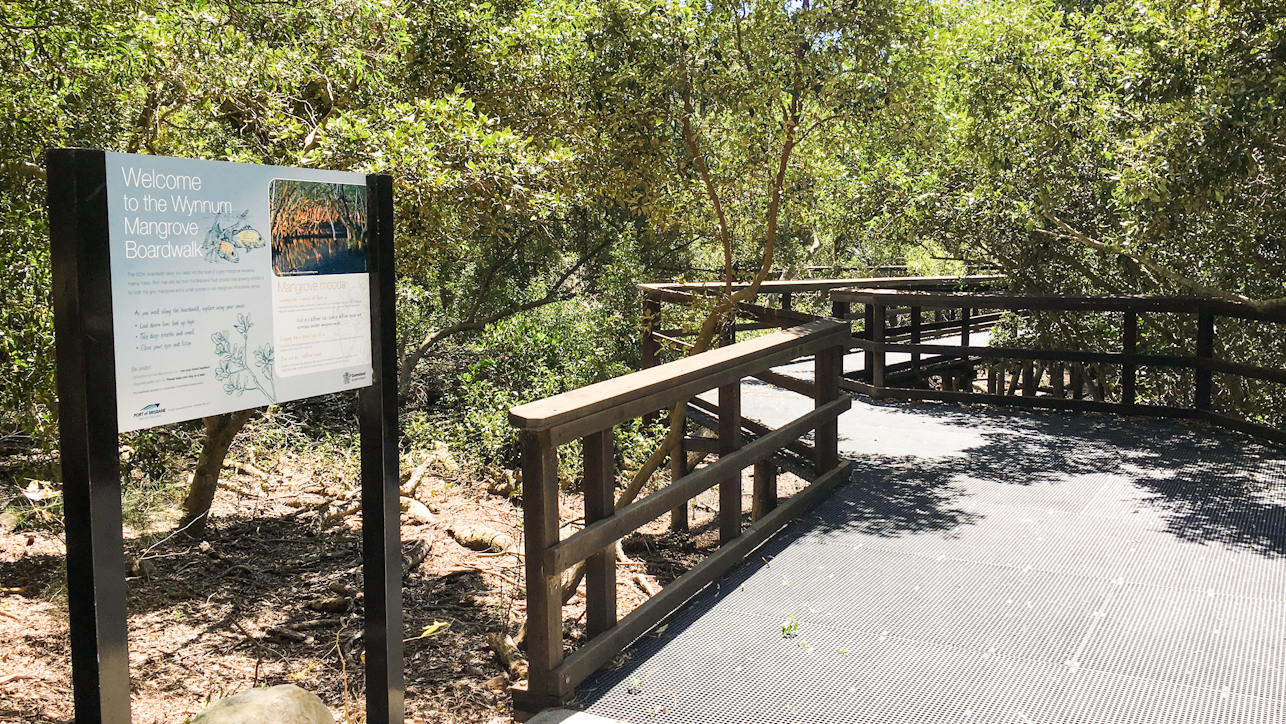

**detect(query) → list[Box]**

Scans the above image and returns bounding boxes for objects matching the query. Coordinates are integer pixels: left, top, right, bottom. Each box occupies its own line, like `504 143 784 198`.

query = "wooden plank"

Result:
750 369 816 398
884 312 1004 338
737 300 822 326
910 306 922 381
669 434 688 533
639 275 999 296
815 345 841 473
682 436 720 454
871 305 886 390
753 460 777 522
1203 358 1286 386
850 383 1201 418
1206 303 1286 323
510 320 847 433
850 340 1199 368
1123 310 1137 405
1196 307 1214 410
719 383 743 544
832 289 1208 314
544 395 852 573
582 430 615 639
687 398 816 460
520 429 563 703
549 461 854 695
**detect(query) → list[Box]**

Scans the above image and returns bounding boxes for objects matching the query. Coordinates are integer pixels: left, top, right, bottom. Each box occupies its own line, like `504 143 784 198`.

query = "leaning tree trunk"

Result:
178 409 256 538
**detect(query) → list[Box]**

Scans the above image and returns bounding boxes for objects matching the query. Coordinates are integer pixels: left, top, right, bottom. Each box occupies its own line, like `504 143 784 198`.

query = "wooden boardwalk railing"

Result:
638 275 999 373
831 288 1286 445
507 320 853 716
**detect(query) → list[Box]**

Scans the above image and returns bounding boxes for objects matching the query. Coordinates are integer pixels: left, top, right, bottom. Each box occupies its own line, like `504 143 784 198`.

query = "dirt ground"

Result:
0 454 801 723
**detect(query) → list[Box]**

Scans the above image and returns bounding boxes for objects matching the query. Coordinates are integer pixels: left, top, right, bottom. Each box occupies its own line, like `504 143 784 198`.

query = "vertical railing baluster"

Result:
1123 310 1138 405
1022 362 1037 396
781 291 793 312
718 382 743 544
872 304 886 394
752 461 778 522
815 344 841 475
641 296 662 427
960 305 973 392
862 303 874 381
584 429 616 639
641 296 660 370
669 419 689 533
520 430 562 710
1196 307 1214 410
910 306 922 385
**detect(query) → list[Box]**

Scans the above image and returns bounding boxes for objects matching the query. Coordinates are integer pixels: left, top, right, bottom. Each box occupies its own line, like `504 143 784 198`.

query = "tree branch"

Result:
395 233 614 398
1036 213 1286 311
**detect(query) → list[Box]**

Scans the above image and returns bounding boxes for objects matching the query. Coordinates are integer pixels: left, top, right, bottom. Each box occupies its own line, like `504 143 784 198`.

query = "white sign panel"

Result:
105 152 373 432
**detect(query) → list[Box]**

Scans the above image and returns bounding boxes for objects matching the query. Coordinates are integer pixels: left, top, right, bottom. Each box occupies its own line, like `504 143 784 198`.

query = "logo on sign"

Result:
344 371 367 385
134 403 166 419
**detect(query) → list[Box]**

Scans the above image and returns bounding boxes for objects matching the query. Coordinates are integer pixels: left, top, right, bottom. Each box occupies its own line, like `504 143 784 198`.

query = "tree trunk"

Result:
178 409 256 538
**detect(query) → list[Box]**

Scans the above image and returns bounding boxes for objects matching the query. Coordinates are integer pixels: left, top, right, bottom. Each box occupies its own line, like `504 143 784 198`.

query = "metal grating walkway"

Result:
574 381 1286 724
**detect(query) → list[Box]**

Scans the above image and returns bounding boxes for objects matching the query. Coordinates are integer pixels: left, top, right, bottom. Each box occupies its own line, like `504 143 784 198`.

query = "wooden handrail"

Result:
833 288 1286 322
639 274 1000 295
508 318 853 716
828 288 1286 447
510 319 848 443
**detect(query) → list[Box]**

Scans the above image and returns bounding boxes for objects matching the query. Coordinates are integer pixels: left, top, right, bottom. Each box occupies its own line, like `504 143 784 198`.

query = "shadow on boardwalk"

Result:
575 402 1286 723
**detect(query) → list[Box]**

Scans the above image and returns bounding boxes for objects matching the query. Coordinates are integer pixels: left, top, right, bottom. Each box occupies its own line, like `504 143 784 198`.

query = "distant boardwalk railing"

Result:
831 288 1286 446
637 275 1001 383
507 320 852 715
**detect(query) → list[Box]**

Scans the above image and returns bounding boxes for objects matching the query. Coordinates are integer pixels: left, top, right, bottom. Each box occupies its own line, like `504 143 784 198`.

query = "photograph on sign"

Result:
106 152 374 432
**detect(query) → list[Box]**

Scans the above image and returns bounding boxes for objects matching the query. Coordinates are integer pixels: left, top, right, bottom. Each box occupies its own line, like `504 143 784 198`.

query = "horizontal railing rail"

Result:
638 277 1003 394
507 319 854 716
829 288 1286 446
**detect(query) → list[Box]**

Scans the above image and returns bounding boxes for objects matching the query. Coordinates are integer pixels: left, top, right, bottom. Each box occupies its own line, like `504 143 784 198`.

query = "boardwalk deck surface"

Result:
574 363 1286 723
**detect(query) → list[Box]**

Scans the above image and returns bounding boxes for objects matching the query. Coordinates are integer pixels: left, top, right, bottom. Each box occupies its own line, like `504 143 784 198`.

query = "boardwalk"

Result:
573 368 1286 723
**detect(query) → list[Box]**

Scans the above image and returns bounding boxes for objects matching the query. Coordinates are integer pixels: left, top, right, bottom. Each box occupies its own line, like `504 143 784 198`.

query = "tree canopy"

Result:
2 0 1283 448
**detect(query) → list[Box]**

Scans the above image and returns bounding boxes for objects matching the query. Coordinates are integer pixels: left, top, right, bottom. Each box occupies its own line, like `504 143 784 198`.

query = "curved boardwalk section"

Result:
576 390 1286 723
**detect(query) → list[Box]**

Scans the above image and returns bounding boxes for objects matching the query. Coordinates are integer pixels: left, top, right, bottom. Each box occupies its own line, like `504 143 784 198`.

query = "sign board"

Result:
104 152 373 431
48 149 403 724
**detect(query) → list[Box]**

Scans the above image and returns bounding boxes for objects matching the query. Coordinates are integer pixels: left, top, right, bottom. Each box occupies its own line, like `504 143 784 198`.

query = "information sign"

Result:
104 153 373 431
48 149 402 724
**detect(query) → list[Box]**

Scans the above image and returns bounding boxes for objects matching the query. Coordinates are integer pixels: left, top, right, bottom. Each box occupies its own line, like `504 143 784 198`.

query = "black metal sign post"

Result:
48 148 403 724
360 172 404 722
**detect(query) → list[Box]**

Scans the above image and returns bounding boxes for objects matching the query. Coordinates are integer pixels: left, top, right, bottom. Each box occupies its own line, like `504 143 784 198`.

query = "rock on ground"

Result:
190 684 335 724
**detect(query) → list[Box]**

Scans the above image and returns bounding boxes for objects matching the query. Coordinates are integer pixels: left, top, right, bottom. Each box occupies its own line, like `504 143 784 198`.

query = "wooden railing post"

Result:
815 345 841 474
718 382 742 544
583 429 616 639
669 429 689 533
1022 362 1037 396
871 304 887 393
518 430 563 711
1196 307 1214 410
960 305 973 389
862 303 875 380
752 461 777 522
641 296 660 370
781 291 793 312
1123 310 1137 405
641 295 661 426
910 306 922 384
